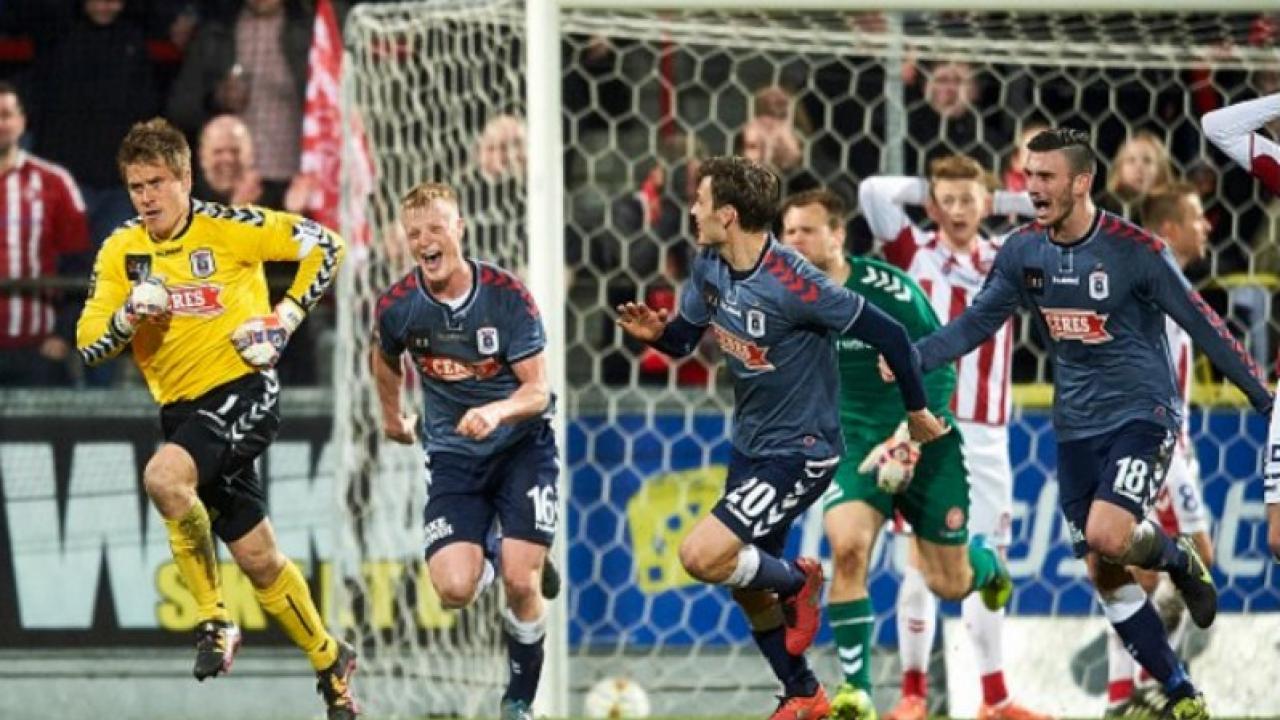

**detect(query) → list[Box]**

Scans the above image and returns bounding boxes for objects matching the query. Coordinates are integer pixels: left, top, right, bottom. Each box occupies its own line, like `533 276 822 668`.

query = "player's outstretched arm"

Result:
456 352 551 441
1147 250 1273 416
371 346 418 445
915 244 1022 373
1202 93 1280 193
616 301 706 357
844 301 949 442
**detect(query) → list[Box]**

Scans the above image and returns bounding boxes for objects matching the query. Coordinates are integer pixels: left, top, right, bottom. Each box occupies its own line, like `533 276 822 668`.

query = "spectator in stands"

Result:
1097 130 1175 219
195 114 262 205
737 85 821 197
0 83 90 387
477 113 527 183
29 0 158 248
905 60 1008 174
1001 121 1049 193
166 0 342 210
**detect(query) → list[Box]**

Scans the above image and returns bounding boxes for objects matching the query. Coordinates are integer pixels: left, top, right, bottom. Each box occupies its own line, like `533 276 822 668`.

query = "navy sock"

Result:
1112 601 1194 701
743 552 806 596
503 631 544 704
1141 525 1190 576
752 625 818 697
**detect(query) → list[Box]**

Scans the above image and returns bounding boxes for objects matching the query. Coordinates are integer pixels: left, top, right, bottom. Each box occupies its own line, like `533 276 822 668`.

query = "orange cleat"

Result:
769 685 831 720
978 700 1055 720
783 557 825 655
883 695 927 720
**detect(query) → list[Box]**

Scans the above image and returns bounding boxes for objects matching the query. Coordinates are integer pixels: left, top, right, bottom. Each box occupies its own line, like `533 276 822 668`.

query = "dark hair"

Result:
0 81 22 113
697 155 780 233
118 118 191 180
1026 128 1097 176
1139 181 1198 231
781 189 846 230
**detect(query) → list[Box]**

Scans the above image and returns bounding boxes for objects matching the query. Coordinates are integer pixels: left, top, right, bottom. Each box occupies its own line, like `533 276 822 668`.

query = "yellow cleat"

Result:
830 683 878 720
1164 694 1209 720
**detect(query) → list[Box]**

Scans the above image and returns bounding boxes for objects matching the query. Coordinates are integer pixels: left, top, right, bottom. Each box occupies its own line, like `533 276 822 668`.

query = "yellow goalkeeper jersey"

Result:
77 200 346 405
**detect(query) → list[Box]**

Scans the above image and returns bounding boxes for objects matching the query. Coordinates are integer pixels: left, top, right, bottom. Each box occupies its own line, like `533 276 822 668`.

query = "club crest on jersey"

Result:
746 309 766 338
1089 267 1109 300
1040 307 1112 344
710 323 774 371
409 335 431 350
189 248 216 278
124 254 152 282
476 327 499 355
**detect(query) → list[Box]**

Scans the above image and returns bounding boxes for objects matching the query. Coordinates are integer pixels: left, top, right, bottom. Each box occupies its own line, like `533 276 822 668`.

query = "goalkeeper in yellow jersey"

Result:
76 119 358 720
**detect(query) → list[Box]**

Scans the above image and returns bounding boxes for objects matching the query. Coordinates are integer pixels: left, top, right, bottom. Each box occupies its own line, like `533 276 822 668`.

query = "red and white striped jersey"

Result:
860 176 1025 426
0 151 89 348
1165 316 1193 447
887 226 1013 425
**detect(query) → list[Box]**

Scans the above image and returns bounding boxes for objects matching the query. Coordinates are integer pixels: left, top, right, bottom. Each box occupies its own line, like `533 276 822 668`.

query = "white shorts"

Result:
958 420 1014 547
1151 445 1210 536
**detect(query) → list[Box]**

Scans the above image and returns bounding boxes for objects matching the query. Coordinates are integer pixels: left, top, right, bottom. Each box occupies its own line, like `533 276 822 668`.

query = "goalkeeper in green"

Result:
780 189 1011 720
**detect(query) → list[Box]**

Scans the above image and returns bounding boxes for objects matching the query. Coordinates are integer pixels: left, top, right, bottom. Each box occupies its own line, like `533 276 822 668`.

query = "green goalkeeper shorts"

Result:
823 426 970 545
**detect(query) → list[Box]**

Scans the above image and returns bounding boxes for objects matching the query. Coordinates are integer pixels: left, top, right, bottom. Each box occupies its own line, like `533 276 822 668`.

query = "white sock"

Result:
897 564 937 673
468 559 496 604
961 592 1004 676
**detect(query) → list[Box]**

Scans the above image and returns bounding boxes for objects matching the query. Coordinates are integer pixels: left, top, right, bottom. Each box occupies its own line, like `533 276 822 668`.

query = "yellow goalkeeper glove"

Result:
230 297 305 369
857 422 921 494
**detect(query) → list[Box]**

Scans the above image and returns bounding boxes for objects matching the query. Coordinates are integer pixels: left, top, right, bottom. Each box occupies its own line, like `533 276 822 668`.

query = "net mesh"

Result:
336 2 1280 716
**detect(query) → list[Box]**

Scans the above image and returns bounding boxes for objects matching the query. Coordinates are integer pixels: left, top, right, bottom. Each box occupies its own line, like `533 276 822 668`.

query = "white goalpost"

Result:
335 2 1280 718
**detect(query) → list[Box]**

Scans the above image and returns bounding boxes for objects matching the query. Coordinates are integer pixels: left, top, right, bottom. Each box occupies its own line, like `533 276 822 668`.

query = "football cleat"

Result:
1169 536 1216 629
883 694 927 720
769 685 831 720
830 683 877 720
973 535 1013 612
782 557 825 655
978 699 1055 720
316 640 360 719
500 698 534 720
192 619 241 681
1162 694 1209 720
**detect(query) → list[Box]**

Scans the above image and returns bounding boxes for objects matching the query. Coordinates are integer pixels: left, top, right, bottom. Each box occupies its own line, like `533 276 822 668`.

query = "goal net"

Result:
335 2 1280 717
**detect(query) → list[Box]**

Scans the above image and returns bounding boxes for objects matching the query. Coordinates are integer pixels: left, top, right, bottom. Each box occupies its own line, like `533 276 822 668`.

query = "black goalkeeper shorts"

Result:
160 371 281 543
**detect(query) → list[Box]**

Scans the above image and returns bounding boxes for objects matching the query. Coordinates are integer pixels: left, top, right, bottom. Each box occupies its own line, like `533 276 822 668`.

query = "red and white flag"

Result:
300 0 374 247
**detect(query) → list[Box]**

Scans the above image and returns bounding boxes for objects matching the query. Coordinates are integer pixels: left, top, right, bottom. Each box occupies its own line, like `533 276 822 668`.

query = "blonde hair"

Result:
117 118 191 180
928 154 996 196
1106 131 1174 198
400 182 460 212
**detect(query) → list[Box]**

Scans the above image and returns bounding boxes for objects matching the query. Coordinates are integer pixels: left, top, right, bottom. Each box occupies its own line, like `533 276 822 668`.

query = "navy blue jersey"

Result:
376 260 550 456
917 211 1272 441
678 239 864 459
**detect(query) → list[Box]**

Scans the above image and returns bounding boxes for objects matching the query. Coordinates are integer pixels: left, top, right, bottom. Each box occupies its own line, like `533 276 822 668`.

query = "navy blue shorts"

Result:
711 450 838 557
1057 421 1175 558
422 421 559 559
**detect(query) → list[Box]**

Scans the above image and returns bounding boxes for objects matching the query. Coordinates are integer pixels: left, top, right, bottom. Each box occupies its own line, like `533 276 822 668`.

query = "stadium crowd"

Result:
0 2 1277 390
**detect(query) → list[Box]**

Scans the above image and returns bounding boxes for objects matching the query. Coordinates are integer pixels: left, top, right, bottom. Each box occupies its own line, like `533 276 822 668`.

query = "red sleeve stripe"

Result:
376 271 418 319
764 250 818 303
481 264 539 317
1189 291 1264 381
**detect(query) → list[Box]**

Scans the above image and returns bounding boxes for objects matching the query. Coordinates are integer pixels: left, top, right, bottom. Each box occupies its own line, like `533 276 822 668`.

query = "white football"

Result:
130 280 170 314
583 676 651 719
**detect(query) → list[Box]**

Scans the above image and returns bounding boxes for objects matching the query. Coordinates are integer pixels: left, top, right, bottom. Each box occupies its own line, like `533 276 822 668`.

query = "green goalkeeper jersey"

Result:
838 255 956 440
